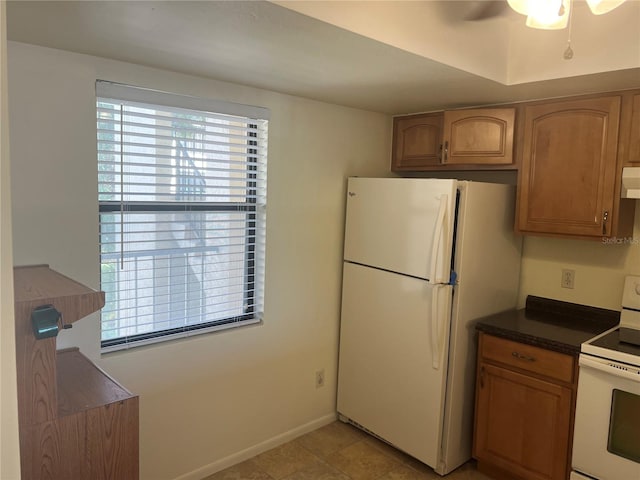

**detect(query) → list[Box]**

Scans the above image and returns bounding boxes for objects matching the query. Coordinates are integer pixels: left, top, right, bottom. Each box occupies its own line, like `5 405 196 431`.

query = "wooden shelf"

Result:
57 348 134 417
14 265 139 479
14 264 105 324
14 265 106 427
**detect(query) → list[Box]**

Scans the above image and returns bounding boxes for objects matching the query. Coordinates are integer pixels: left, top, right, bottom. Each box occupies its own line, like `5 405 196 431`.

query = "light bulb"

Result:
585 0 626 15
507 0 531 15
526 0 570 29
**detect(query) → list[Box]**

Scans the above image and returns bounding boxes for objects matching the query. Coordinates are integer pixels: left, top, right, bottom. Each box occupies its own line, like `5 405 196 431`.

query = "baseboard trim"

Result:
173 413 337 480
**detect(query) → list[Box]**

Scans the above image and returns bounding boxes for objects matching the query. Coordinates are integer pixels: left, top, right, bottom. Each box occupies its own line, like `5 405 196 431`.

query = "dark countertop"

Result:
476 296 620 356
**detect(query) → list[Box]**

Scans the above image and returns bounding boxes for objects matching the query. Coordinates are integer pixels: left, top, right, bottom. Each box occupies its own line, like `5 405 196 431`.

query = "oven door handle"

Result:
580 355 640 383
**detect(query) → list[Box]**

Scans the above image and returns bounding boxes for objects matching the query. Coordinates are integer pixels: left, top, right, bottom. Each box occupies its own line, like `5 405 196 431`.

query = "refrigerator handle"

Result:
429 194 448 284
431 286 443 370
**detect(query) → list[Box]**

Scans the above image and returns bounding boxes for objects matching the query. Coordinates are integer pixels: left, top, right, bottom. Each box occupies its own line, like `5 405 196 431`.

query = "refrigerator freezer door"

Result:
344 177 457 282
337 262 453 467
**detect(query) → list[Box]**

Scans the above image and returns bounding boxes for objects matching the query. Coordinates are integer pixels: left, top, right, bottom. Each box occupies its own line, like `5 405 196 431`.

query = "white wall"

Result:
518 206 640 310
0 3 20 478
8 42 391 480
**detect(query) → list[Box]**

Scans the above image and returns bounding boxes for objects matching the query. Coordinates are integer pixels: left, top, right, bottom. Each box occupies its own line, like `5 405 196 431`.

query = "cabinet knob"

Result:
443 141 449 162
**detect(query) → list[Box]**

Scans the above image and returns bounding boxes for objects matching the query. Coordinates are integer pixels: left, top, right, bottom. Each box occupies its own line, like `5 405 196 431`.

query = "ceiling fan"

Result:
464 1 511 21
460 0 627 59
462 0 627 29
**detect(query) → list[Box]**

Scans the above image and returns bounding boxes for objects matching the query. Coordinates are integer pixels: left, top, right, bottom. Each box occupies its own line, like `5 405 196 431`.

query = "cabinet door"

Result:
474 362 572 480
20 415 87 480
86 398 139 479
392 113 443 170
517 96 621 237
627 93 640 164
442 108 515 165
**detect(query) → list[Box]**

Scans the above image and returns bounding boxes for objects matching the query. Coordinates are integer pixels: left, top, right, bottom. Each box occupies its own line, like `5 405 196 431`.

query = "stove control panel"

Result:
620 275 640 345
621 275 640 310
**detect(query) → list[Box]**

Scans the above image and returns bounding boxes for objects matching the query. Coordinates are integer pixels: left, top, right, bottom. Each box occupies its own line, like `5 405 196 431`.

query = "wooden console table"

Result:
14 265 139 479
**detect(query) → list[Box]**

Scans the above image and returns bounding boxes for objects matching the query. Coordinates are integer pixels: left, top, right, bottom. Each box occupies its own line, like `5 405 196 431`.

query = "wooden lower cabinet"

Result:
18 350 139 480
473 333 576 480
21 395 138 480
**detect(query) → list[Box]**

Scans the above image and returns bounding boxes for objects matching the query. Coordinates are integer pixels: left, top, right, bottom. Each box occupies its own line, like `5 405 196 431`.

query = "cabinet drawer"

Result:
480 333 574 383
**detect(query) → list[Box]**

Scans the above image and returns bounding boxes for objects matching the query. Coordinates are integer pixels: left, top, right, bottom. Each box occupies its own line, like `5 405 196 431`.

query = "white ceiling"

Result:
6 0 640 114
277 1 640 85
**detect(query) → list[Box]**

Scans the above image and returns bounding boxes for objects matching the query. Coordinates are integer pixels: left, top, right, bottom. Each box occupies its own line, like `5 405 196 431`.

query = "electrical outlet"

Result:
315 369 325 388
561 269 575 289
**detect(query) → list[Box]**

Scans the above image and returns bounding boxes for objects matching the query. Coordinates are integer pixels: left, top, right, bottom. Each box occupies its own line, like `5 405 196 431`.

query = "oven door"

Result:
572 354 640 480
569 472 592 480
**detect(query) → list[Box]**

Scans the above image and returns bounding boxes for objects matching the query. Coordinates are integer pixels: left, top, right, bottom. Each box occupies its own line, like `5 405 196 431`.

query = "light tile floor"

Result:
203 421 493 480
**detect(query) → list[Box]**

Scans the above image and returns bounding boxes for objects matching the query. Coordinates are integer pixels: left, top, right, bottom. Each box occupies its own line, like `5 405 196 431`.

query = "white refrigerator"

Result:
337 177 522 475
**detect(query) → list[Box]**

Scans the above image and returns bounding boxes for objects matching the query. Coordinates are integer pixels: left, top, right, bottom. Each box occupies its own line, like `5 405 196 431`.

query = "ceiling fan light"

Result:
585 0 626 14
526 14 569 29
525 0 570 29
507 0 531 15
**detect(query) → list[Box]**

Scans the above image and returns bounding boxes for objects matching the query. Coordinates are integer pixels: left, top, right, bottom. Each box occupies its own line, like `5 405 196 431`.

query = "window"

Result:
97 81 268 351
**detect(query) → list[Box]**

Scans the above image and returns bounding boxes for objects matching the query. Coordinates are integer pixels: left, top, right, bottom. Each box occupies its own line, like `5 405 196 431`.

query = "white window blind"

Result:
97 81 268 351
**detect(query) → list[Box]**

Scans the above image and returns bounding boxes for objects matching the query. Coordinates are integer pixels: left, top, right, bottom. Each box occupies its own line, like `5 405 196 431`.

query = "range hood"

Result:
621 167 640 199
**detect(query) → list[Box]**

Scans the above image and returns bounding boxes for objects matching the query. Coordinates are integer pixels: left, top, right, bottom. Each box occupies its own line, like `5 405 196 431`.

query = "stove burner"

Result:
582 327 640 369
619 327 640 347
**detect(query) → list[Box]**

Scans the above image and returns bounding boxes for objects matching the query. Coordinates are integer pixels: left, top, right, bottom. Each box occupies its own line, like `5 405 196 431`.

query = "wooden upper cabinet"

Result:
442 108 515 165
626 93 640 164
391 108 516 171
392 112 443 171
517 96 623 238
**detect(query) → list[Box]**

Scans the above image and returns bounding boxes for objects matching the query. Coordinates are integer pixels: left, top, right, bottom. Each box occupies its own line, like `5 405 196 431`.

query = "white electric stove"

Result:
571 276 640 480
